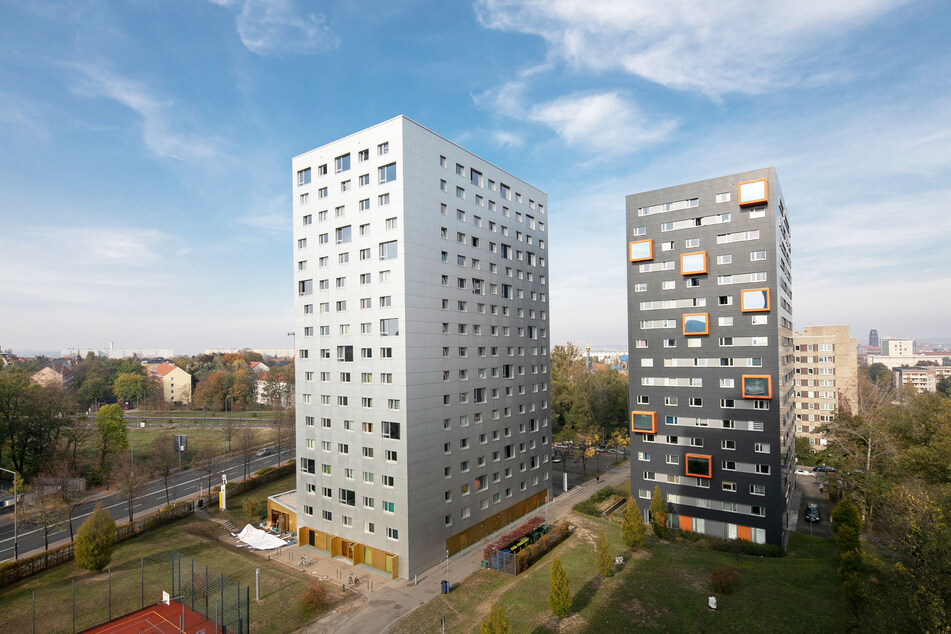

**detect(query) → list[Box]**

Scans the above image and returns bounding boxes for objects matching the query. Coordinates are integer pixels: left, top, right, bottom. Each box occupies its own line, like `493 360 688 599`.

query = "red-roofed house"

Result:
151 362 192 404
250 361 270 373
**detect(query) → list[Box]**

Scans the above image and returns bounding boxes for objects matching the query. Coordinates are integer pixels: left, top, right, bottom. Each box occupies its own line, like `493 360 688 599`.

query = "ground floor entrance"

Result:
298 526 399 579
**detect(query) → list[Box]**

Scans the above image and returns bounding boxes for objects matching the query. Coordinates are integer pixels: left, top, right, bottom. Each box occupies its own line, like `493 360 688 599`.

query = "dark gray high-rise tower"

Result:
868 329 879 348
625 168 794 548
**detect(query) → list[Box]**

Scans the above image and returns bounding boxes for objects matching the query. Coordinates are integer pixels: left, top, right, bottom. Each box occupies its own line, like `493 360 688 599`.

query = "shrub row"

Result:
573 486 625 517
0 501 193 589
514 522 571 573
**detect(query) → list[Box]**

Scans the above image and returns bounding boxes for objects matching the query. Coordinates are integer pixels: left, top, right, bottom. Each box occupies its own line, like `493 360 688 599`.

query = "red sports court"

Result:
82 600 218 634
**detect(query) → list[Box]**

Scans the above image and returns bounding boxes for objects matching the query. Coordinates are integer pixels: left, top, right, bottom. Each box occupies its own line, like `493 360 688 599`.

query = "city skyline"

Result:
2 1 950 353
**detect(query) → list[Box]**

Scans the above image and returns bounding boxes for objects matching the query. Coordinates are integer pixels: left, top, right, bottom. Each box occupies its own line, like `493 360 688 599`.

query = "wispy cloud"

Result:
233 193 291 234
475 0 910 96
0 91 51 141
528 92 676 155
490 129 524 148
70 63 221 164
211 0 339 56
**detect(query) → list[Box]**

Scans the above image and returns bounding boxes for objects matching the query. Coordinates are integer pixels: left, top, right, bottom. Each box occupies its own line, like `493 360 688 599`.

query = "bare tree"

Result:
150 433 177 506
221 413 238 455
196 444 222 504
60 419 93 474
274 407 294 463
114 456 150 524
236 426 258 479
25 482 68 555
47 457 83 541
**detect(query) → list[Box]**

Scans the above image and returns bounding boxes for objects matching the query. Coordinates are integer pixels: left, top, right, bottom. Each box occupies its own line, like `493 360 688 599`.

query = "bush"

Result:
595 530 612 577
255 466 275 476
572 499 602 517
75 503 116 572
480 601 511 634
590 486 619 504
514 522 570 573
710 538 786 558
548 557 571 618
649 486 668 538
621 498 647 550
710 566 741 594
298 580 327 615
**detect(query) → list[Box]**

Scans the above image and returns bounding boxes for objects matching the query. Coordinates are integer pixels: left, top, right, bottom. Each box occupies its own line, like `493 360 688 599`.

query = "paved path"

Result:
793 471 832 538
256 460 631 634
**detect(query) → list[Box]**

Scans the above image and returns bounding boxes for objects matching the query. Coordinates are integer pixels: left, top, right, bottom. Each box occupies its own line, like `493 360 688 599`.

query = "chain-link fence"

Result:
2 550 248 633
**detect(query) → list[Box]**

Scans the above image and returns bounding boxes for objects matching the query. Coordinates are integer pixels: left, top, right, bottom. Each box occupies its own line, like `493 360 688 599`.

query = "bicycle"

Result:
299 556 311 567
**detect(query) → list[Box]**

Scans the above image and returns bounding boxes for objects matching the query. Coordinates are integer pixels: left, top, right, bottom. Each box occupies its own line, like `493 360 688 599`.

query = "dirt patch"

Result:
555 612 588 632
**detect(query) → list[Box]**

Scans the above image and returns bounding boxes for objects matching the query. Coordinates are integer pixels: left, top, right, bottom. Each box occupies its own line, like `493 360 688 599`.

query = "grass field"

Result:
0 477 342 634
393 511 849 633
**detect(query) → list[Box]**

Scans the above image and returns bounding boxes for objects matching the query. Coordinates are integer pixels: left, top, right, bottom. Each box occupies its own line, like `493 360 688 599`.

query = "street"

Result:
0 447 295 562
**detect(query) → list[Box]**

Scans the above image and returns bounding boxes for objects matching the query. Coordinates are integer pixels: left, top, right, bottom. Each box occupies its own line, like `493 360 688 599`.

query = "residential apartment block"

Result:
626 168 795 548
893 365 951 393
793 325 858 448
292 116 551 579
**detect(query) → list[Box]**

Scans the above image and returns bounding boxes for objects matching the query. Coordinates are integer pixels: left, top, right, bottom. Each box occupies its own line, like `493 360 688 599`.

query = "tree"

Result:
480 601 511 634
608 430 629 465
75 502 116 572
196 444 222 504
551 343 587 430
236 426 258 479
649 485 668 538
795 436 816 466
48 457 83 541
112 372 146 406
0 372 73 475
25 482 67 554
937 375 951 398
831 499 862 551
548 557 571 618
622 497 647 550
595 530 612 577
96 404 128 488
150 433 177 506
273 407 294 462
114 456 150 523
865 362 892 390
60 418 93 474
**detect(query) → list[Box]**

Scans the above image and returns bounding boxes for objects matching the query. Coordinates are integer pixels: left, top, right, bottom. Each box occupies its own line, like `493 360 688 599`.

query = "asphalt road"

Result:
795 471 832 537
0 447 296 562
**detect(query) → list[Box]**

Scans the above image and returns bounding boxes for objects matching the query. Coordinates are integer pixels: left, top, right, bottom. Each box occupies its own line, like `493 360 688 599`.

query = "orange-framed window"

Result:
737 525 752 541
629 239 653 262
679 515 693 532
680 251 708 276
685 454 713 479
740 288 770 312
630 411 656 434
738 178 768 206
742 375 772 399
682 313 709 336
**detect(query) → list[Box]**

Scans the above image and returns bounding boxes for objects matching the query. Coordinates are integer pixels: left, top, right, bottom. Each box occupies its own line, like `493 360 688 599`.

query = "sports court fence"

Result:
0 550 248 633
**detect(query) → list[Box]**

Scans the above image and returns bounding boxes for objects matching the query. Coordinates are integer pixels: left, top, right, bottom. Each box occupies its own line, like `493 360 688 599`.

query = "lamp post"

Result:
1 467 19 561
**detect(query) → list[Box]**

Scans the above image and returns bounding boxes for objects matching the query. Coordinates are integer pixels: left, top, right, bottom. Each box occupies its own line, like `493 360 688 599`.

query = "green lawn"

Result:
0 511 344 633
393 512 849 633
124 426 279 471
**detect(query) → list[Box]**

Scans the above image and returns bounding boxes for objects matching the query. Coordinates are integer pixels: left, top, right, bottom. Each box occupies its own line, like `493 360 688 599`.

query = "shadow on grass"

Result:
571 575 602 614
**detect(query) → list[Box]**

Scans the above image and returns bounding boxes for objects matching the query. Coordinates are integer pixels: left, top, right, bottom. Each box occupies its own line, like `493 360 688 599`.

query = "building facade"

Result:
625 168 795 547
893 366 951 393
793 325 858 448
292 116 551 579
150 362 192 404
868 329 879 348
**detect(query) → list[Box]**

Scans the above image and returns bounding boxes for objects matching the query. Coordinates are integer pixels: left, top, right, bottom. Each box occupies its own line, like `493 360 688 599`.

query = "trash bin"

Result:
198 499 203 508
441 580 449 594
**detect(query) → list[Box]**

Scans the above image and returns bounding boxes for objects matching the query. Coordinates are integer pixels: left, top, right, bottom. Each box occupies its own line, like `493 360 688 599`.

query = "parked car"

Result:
814 465 837 473
795 468 812 475
805 504 821 523
255 447 275 457
551 456 563 464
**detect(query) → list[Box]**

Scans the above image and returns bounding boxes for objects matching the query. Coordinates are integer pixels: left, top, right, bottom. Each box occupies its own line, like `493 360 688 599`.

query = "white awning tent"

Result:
235 524 287 550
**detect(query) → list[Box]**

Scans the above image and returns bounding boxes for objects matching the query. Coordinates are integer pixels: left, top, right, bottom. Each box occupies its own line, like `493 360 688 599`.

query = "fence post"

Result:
72 579 76 634
205 564 210 619
141 558 144 609
108 567 112 621
191 559 195 611
32 590 35 634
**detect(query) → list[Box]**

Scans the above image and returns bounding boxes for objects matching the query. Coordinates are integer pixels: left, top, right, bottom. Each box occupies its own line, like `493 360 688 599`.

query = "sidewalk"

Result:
289 460 630 634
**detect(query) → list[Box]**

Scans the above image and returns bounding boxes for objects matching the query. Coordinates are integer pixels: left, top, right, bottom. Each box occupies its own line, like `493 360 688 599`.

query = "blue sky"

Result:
1 0 949 354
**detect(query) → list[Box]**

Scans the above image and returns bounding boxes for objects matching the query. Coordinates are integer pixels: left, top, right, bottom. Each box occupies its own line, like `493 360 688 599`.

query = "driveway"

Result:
794 471 832 537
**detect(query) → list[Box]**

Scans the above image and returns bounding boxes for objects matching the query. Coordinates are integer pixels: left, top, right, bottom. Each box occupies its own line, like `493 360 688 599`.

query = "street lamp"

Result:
1 467 19 561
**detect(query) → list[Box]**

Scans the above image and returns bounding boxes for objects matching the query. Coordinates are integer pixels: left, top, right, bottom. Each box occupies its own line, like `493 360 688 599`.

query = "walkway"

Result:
261 460 632 634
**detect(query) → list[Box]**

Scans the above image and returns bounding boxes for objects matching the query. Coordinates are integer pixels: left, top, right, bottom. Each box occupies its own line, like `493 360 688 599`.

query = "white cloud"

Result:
234 194 291 234
475 0 909 96
528 92 676 155
71 64 220 164
213 0 339 56
490 129 524 148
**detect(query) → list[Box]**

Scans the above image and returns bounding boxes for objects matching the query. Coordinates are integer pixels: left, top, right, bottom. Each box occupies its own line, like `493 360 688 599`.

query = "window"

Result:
297 168 311 185
380 318 399 336
386 527 399 540
359 173 370 187
382 421 400 439
379 193 390 206
378 142 389 155
379 163 397 184
359 198 370 211
335 153 350 173
336 225 351 244
379 241 398 260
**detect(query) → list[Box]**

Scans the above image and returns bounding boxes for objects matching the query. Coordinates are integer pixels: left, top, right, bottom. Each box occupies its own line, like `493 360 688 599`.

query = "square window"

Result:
738 178 768 206
742 375 772 399
682 313 709 336
630 411 656 434
740 288 770 312
685 454 713 479
628 239 653 262
680 252 708 276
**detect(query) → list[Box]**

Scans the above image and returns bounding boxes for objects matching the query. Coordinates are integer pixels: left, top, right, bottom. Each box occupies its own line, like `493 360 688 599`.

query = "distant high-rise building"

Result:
868 329 879 348
881 338 914 356
793 326 857 449
625 167 794 548
292 116 550 579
